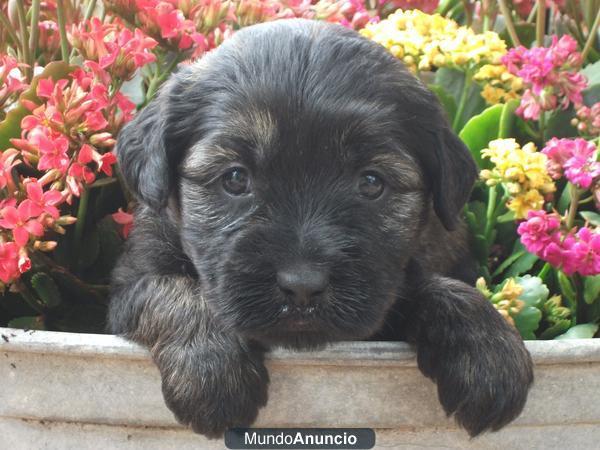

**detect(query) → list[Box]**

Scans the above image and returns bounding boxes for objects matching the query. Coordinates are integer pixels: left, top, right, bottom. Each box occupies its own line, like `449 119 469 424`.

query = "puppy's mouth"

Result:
276 304 320 331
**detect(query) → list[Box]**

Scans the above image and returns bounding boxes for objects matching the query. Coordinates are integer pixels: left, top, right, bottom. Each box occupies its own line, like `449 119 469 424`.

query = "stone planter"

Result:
1 327 599 450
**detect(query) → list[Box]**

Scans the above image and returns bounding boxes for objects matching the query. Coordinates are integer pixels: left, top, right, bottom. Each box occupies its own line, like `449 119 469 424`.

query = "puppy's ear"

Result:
421 126 478 231
116 72 190 210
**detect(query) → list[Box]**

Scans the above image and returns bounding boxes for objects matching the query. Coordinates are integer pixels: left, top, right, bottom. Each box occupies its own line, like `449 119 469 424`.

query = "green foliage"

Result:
31 273 62 308
434 68 486 130
555 324 599 339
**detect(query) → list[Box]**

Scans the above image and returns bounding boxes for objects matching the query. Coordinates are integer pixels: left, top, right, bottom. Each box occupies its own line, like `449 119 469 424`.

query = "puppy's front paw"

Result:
156 340 269 438
415 282 533 436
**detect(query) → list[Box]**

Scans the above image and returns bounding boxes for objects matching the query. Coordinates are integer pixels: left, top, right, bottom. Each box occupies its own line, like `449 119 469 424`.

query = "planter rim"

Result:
1 327 600 366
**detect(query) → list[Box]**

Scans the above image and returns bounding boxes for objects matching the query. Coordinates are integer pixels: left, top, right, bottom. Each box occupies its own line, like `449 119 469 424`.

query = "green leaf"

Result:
498 99 519 139
7 315 46 330
492 250 524 278
582 83 600 106
581 60 600 86
0 61 73 149
505 252 538 278
458 104 504 169
434 67 486 130
557 185 572 214
30 273 62 308
557 271 577 306
539 319 571 340
496 210 516 223
428 84 457 123
583 275 600 305
513 306 542 340
516 275 549 308
580 211 600 226
499 23 536 48
555 323 599 339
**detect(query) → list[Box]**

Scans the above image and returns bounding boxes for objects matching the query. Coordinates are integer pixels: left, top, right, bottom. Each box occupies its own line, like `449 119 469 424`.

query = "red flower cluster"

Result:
0 55 27 109
69 18 158 80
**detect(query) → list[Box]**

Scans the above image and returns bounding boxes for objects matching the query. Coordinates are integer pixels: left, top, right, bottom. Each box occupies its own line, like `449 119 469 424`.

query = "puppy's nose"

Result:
277 264 328 307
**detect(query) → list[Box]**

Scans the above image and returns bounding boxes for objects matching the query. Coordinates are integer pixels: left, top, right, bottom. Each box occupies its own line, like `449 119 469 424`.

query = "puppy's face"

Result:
116 20 477 349
178 99 427 348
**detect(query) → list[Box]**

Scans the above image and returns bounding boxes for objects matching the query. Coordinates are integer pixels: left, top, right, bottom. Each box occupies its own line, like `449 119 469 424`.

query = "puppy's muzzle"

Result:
277 262 328 309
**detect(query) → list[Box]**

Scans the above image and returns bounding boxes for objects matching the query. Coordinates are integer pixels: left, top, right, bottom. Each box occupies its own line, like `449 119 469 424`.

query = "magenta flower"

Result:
502 35 587 120
517 210 561 254
542 138 599 189
518 210 600 276
561 228 600 276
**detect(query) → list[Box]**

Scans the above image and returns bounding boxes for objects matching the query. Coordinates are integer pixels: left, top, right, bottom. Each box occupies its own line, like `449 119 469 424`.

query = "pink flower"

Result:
0 149 20 191
20 181 63 220
502 35 587 120
517 210 561 254
35 131 71 173
0 203 45 247
383 0 439 14
69 19 157 80
0 55 27 104
518 210 600 276
561 228 600 276
112 208 134 238
0 242 20 284
542 138 599 189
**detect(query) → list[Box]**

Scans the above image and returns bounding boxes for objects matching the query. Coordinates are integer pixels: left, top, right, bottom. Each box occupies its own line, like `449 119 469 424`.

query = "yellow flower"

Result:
499 278 524 301
481 139 555 219
474 64 524 105
361 9 508 74
508 190 545 219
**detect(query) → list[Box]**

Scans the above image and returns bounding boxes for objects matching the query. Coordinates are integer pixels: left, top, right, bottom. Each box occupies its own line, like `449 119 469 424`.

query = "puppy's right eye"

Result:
222 167 251 196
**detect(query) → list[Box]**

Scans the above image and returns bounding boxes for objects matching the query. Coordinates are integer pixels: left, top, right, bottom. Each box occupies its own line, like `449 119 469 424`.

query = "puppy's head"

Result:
117 19 477 349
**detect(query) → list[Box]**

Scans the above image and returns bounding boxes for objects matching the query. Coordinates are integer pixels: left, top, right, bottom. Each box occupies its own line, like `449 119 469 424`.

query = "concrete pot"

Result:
1 327 599 450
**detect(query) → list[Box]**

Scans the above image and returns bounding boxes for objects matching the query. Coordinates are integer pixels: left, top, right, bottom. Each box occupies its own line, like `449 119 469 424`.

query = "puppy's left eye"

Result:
222 167 251 196
358 171 385 199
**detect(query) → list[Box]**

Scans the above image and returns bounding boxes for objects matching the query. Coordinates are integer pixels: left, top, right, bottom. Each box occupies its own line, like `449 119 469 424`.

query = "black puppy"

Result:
109 19 533 438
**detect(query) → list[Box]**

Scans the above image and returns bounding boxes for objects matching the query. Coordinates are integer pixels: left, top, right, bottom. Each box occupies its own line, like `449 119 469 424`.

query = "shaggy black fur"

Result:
109 19 533 438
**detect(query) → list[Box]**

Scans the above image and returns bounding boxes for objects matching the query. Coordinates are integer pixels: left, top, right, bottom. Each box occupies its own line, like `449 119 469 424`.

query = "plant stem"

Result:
56 0 70 63
566 184 581 229
521 119 541 140
484 185 498 242
73 188 89 271
536 0 546 47
462 0 473 26
83 0 97 20
537 262 551 280
497 0 521 47
28 0 41 72
538 112 546 143
0 10 21 48
482 0 490 31
452 70 472 132
15 0 31 75
15 281 44 314
526 2 537 23
582 8 600 62
145 56 179 104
